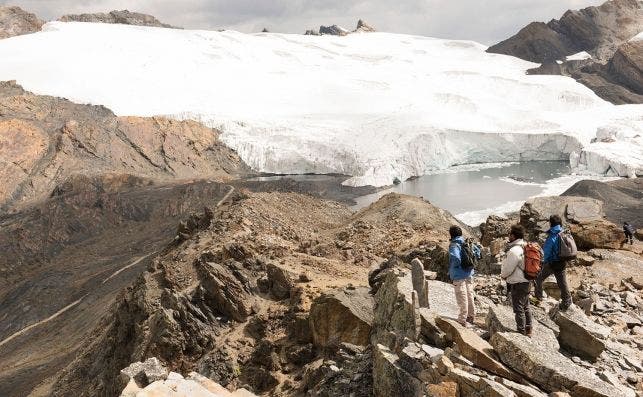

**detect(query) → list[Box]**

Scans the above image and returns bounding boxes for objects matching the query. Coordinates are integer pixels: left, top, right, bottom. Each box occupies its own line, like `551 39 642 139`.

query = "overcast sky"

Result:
3 0 606 44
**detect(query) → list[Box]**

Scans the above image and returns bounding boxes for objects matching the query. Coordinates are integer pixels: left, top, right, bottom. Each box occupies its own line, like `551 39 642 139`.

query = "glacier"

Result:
0 22 641 186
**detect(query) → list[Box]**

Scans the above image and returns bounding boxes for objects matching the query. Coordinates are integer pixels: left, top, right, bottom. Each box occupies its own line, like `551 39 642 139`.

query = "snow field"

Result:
0 22 641 186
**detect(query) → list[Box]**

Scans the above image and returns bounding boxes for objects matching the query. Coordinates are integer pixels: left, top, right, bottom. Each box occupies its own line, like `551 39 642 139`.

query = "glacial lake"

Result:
250 161 615 226
352 161 614 225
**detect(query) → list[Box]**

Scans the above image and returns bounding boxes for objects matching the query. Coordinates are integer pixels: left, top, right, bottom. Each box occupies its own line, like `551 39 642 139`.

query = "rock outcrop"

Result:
488 0 643 104
562 178 643 227
0 81 249 212
319 24 349 36
435 316 521 382
551 305 611 361
59 10 179 28
0 6 43 39
487 0 643 63
309 286 374 348
305 19 375 36
118 359 257 397
491 331 630 397
354 19 376 33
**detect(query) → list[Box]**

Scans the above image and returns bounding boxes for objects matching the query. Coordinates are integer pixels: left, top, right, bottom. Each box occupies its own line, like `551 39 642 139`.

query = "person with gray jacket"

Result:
500 224 532 336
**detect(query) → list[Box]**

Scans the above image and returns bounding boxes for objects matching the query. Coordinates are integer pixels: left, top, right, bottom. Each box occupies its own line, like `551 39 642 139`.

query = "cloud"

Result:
2 0 606 44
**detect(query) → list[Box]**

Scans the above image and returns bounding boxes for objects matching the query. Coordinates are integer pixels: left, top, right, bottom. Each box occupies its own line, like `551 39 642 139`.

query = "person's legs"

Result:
524 284 533 334
553 264 572 309
534 263 553 300
511 282 531 334
453 279 467 325
511 283 526 333
465 277 475 323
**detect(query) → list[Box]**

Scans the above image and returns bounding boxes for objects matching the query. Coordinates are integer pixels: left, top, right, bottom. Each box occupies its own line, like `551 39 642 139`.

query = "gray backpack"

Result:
558 231 577 261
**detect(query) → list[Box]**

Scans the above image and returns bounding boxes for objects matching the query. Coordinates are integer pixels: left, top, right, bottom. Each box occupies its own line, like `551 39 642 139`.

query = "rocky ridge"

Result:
488 0 643 104
305 19 375 36
47 192 469 396
0 81 248 212
58 10 179 28
38 180 643 397
0 6 44 39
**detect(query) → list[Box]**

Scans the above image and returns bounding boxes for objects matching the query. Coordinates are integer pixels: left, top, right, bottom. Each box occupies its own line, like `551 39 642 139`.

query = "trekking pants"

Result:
509 282 532 333
535 261 572 309
453 277 475 325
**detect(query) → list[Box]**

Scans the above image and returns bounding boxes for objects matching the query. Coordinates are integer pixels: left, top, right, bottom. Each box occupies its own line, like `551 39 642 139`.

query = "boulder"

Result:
426 381 458 397
445 368 481 396
411 258 430 307
480 215 514 246
551 305 611 361
266 263 295 300
500 379 547 397
491 332 629 397
196 260 253 322
120 379 142 397
119 357 168 389
569 220 625 250
486 304 559 350
520 197 604 238
435 316 521 382
186 372 233 396
418 280 461 347
373 343 424 397
309 286 374 347
372 271 420 346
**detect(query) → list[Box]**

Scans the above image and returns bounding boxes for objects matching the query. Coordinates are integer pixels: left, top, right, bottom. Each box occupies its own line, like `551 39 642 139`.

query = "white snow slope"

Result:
0 22 641 186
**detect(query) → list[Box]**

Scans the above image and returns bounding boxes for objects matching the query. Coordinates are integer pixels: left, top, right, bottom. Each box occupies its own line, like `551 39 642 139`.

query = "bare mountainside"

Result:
0 81 249 212
58 10 179 29
0 6 43 39
488 0 643 104
49 192 471 397
0 175 240 397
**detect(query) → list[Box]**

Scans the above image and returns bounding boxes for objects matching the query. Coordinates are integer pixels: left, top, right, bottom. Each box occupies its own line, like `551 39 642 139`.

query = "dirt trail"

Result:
0 295 87 349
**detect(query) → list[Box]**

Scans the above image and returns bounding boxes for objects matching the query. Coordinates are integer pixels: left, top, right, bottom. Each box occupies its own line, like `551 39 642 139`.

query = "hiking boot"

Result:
525 328 533 338
559 303 572 312
466 316 474 324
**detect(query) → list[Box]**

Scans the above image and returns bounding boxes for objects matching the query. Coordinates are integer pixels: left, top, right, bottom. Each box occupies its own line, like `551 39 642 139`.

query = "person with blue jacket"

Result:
448 225 480 326
534 214 572 310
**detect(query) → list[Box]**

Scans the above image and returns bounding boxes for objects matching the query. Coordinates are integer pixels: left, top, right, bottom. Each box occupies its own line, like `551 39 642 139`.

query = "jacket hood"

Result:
547 225 563 235
505 238 525 251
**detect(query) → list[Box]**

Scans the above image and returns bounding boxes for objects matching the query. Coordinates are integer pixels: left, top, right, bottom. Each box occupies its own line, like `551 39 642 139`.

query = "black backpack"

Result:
457 239 479 271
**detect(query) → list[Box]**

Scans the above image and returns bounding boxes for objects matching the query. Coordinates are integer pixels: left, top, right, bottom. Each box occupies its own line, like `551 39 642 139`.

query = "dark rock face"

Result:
488 0 643 63
0 6 44 39
488 0 643 104
562 178 643 227
319 24 349 36
58 9 179 28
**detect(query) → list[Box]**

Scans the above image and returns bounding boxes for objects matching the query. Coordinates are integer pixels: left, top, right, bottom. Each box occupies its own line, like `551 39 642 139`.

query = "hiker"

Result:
624 222 635 245
534 215 573 311
500 224 534 336
448 225 481 326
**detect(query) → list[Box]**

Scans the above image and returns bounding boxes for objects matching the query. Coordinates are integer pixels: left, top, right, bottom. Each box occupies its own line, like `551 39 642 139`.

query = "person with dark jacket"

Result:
500 224 532 336
448 225 481 326
624 222 635 245
534 215 572 310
